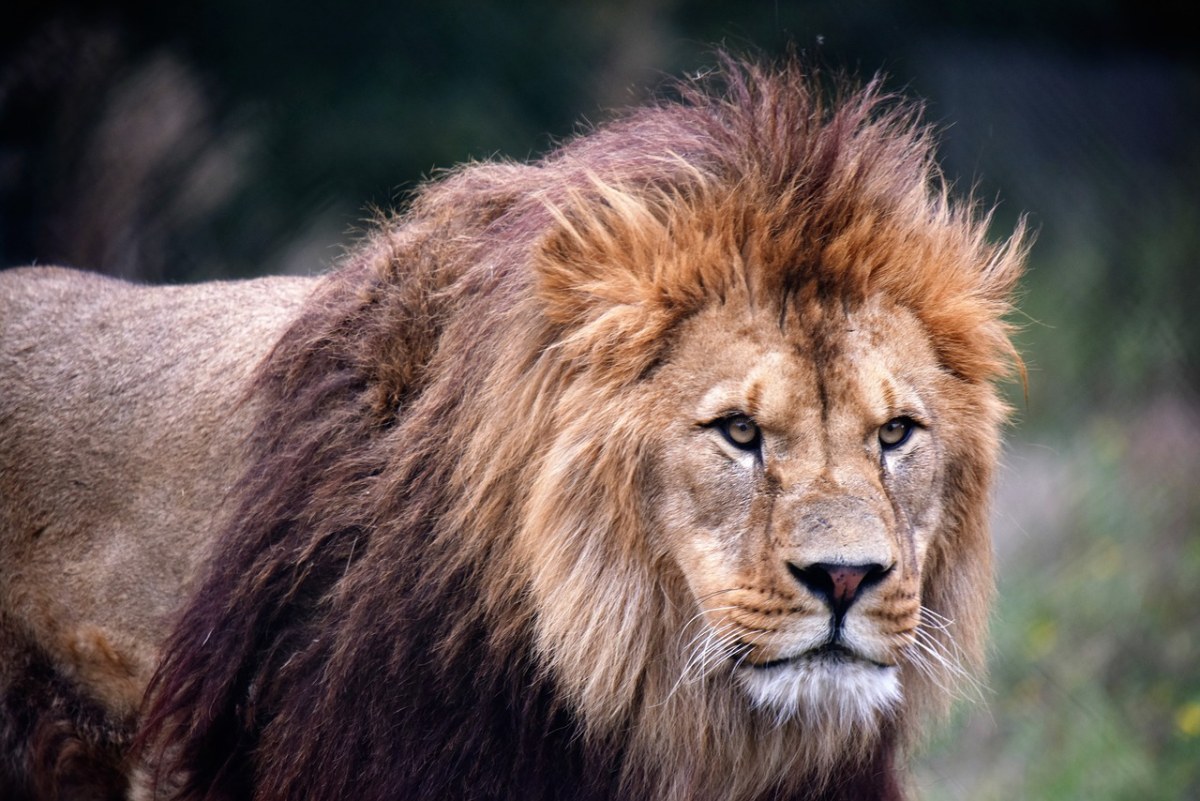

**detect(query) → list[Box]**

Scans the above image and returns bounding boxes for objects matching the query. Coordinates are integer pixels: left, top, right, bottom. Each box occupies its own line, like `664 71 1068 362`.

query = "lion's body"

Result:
0 269 313 797
0 59 1024 801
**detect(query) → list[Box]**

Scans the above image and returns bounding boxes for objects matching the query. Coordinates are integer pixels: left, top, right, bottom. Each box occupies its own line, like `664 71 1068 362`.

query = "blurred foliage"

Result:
2 2 1198 798
917 400 1200 799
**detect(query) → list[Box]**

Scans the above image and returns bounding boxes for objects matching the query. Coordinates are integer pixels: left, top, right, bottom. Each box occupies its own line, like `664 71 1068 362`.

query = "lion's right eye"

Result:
716 415 762 452
878 416 916 450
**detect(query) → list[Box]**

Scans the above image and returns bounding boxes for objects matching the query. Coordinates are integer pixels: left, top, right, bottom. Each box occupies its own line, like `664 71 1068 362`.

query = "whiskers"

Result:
663 608 740 698
903 606 984 703
659 589 755 706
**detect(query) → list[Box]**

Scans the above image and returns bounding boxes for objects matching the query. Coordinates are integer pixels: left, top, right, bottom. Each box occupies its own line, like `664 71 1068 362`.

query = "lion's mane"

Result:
139 56 1024 801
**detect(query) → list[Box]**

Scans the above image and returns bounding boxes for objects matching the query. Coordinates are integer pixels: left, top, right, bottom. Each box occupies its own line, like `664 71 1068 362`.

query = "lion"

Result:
0 56 1026 800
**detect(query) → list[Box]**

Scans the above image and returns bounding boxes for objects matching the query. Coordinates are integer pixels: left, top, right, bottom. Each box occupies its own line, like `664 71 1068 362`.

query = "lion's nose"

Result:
788 562 891 617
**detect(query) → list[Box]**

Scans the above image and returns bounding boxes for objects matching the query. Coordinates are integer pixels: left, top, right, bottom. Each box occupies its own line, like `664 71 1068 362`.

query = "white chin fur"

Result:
736 657 902 728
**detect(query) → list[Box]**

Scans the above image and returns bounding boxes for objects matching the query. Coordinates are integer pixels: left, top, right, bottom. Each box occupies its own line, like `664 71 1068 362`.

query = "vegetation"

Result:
917 405 1200 799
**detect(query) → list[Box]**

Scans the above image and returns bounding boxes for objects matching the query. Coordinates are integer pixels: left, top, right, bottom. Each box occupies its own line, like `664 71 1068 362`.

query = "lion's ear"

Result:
533 192 680 384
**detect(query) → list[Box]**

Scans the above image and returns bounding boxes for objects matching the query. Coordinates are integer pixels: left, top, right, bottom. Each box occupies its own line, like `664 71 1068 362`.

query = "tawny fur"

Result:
0 56 1025 800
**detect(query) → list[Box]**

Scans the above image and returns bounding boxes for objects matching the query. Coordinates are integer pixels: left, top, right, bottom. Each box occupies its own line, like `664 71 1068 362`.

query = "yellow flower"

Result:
1177 701 1200 738
1025 619 1057 660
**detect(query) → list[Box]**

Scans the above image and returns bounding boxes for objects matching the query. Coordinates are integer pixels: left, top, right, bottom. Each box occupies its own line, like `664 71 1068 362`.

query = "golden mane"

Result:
135 55 1025 801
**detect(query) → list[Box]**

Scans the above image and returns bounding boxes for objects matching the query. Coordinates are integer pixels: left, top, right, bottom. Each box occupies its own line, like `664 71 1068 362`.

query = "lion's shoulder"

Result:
0 266 318 715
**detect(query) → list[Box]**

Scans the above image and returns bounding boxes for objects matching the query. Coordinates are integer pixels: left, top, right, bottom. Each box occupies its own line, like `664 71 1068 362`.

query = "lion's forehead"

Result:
675 299 938 434
692 350 815 421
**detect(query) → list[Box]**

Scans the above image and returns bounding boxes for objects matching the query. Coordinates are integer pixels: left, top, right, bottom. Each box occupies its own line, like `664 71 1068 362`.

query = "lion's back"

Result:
0 266 315 719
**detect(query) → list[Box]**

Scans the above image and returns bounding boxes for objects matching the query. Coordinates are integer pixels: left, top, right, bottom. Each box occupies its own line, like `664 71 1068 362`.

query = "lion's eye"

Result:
878 417 915 450
718 415 762 451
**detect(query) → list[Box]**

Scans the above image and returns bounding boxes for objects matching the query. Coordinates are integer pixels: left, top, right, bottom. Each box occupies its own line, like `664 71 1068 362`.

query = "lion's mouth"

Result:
738 642 893 671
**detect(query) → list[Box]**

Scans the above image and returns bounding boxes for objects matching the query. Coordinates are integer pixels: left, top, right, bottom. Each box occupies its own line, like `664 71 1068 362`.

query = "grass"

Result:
914 397 1200 800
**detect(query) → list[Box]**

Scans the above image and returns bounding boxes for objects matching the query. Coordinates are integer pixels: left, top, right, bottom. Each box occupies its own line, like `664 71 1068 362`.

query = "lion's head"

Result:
141 56 1024 801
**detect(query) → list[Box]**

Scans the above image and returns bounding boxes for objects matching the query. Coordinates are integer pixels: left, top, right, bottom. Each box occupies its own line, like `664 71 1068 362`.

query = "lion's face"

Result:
506 66 1017 797
645 293 952 726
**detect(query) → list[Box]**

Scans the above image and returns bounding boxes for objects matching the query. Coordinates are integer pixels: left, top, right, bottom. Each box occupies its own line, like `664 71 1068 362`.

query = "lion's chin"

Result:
735 651 902 728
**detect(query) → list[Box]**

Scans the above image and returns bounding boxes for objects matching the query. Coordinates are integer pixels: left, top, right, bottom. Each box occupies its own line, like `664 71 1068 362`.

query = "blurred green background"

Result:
2 2 1197 798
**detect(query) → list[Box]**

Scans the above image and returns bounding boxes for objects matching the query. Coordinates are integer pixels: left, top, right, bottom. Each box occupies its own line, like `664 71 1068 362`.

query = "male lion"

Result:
0 57 1025 800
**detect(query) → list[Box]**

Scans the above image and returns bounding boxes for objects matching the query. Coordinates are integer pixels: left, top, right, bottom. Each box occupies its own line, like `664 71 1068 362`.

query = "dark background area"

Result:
3 2 1198 797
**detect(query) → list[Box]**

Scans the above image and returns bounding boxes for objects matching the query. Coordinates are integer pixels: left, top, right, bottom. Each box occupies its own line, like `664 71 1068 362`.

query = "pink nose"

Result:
826 564 871 606
789 562 891 617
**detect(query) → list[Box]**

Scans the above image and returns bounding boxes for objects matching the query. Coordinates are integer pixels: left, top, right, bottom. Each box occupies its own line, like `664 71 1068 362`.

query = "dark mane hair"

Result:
138 54 1023 801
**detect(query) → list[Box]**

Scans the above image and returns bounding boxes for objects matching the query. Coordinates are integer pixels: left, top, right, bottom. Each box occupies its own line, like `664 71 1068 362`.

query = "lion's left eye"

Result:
717 415 762 451
878 417 916 450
